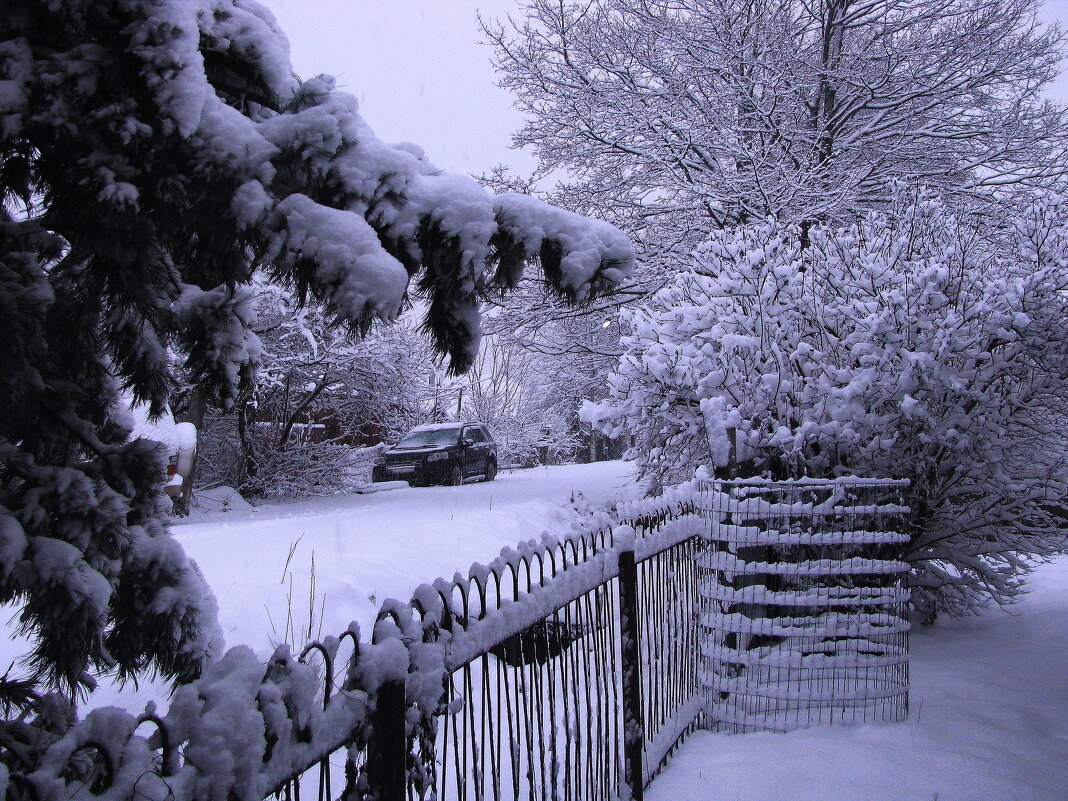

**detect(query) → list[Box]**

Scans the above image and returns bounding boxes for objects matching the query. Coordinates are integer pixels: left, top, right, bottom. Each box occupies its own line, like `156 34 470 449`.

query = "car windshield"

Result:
395 427 461 449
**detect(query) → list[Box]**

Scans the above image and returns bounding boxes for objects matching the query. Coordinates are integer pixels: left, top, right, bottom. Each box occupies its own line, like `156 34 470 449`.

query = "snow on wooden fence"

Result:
10 478 909 801
696 479 911 733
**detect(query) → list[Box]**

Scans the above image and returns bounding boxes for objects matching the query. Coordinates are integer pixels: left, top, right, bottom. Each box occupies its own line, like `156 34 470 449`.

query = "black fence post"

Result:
618 548 644 801
367 678 406 801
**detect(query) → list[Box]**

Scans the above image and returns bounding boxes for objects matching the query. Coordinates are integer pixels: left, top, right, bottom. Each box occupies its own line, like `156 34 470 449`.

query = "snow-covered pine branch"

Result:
0 0 632 730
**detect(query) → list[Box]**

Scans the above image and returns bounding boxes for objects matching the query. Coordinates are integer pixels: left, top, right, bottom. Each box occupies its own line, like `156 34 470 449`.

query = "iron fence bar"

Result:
618 548 644 801
579 587 602 798
368 678 406 801
560 601 576 801
462 665 472 801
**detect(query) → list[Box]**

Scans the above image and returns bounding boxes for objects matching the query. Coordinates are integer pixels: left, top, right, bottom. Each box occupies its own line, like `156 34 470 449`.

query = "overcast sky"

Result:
267 0 1068 177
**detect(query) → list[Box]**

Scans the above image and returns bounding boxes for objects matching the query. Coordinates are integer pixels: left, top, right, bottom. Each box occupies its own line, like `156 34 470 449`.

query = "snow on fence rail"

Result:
9 479 910 801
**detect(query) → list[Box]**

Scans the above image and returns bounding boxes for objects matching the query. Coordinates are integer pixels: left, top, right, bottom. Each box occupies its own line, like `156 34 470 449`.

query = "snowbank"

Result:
193 485 254 514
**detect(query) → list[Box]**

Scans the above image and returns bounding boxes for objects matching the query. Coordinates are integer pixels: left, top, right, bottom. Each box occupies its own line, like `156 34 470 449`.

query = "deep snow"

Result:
648 556 1068 801
174 460 640 650
3 460 1065 801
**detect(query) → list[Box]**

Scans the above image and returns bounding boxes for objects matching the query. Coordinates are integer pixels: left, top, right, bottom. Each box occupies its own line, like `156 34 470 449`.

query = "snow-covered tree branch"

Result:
192 278 437 498
485 0 1068 264
0 0 632 721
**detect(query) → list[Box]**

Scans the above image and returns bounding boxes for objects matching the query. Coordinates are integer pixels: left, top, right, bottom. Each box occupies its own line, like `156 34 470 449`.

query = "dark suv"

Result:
372 423 498 486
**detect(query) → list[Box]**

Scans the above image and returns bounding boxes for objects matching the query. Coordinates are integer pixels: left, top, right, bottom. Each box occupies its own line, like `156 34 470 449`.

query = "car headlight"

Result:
372 457 386 466
426 451 448 462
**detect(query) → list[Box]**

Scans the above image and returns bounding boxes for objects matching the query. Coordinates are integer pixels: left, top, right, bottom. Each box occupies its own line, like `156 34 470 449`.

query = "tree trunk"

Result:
237 399 258 493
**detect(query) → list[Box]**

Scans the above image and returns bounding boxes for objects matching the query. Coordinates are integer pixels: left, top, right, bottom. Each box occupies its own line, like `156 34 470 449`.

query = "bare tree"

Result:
192 277 438 498
485 0 1068 262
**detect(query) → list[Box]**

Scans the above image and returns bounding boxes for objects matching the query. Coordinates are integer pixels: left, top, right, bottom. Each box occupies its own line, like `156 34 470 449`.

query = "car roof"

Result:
409 423 462 432
409 422 484 432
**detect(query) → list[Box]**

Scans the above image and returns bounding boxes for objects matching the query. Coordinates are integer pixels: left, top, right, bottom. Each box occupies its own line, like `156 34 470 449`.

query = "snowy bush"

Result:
586 194 1068 614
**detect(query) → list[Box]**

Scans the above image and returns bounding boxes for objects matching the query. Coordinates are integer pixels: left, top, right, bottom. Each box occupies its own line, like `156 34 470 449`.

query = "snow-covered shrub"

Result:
586 194 1068 614
220 438 385 499
191 485 254 514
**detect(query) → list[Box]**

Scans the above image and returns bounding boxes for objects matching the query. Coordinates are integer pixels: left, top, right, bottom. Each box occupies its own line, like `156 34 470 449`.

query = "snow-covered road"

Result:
174 460 639 654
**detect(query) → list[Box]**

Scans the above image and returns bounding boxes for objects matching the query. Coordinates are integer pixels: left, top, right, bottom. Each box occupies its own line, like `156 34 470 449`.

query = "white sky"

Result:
266 0 1068 177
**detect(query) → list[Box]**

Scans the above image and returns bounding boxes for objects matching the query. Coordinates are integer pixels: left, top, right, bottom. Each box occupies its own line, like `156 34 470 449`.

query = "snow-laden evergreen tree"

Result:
485 0 1068 267
0 0 631 745
584 193 1068 615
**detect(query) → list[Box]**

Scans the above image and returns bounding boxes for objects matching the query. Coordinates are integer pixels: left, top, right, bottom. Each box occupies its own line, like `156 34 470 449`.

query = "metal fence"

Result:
12 479 909 801
204 489 709 801
697 479 911 733
376 497 709 801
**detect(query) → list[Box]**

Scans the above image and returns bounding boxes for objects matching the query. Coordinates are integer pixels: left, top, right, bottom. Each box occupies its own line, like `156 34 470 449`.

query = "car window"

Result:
396 427 461 448
465 427 485 443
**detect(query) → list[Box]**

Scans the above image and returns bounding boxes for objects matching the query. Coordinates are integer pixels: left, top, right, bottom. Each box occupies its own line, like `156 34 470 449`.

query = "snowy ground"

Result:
647 557 1068 801
175 460 640 651
1 461 641 711
4 460 1066 801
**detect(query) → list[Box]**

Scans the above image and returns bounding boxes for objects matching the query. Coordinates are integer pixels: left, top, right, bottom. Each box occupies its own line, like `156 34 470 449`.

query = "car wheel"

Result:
484 459 497 482
446 464 463 486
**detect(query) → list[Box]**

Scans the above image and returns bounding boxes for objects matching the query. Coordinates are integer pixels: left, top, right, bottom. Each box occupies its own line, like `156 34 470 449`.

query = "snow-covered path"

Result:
646 557 1068 801
175 460 639 654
